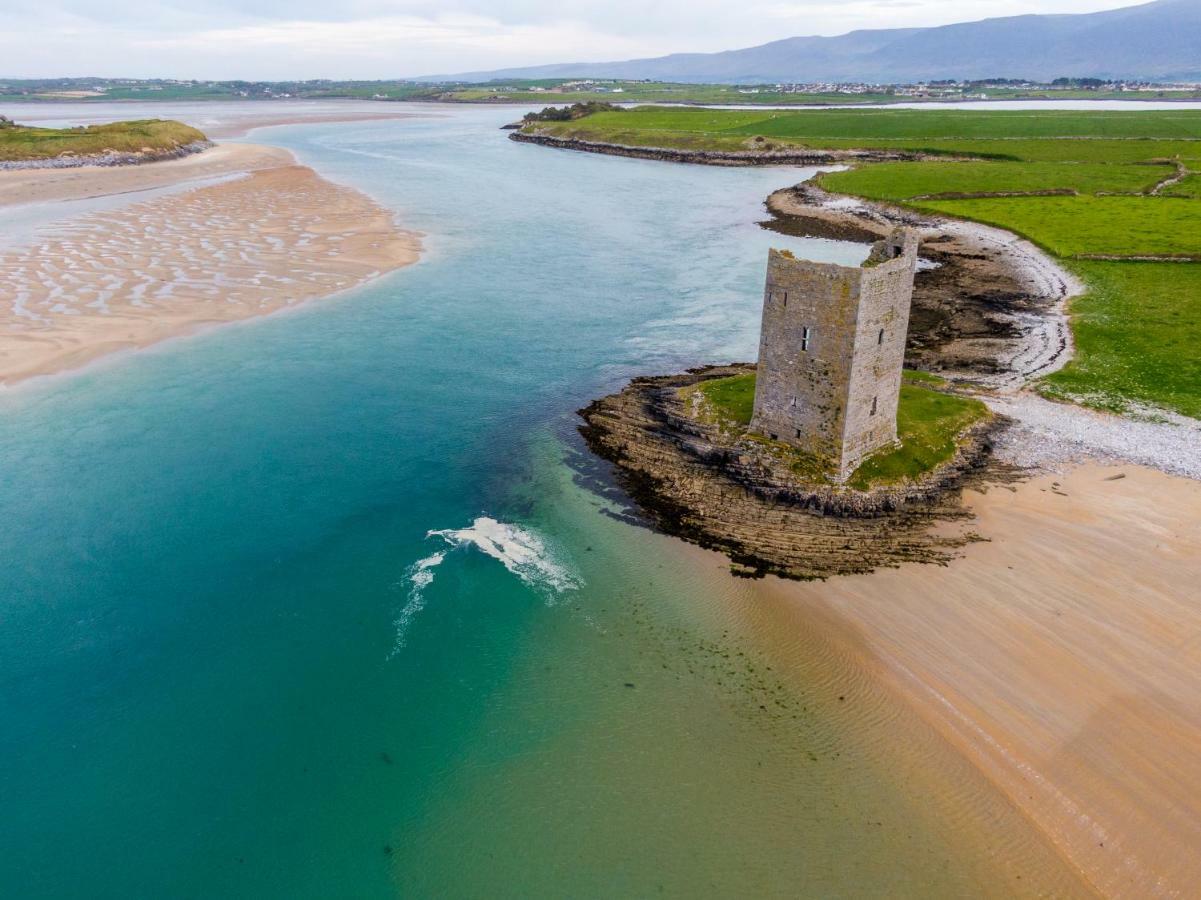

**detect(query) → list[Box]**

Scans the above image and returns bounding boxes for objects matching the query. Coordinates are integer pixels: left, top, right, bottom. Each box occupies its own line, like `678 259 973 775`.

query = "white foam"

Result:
389 551 447 655
428 517 582 595
389 517 582 657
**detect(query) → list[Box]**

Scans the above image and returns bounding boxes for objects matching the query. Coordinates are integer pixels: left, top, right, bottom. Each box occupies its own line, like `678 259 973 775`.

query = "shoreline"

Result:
0 140 422 385
0 139 214 172
579 364 1006 580
525 127 1201 892
742 462 1201 896
509 130 929 166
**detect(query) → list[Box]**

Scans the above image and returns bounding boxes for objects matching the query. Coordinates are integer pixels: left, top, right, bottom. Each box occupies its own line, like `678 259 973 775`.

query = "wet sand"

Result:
741 464 1201 896
203 110 426 139
0 143 421 384
0 142 293 207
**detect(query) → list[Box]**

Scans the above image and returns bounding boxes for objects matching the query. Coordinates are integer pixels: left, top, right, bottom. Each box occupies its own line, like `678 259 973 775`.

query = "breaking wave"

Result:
390 517 581 655
428 517 582 595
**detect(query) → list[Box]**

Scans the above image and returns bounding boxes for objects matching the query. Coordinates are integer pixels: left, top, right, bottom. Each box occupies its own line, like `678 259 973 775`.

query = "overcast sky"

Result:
2 0 1142 80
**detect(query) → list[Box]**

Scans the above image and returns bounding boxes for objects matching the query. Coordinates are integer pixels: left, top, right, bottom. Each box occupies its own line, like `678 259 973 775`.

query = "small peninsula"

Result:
0 116 210 168
582 230 1001 580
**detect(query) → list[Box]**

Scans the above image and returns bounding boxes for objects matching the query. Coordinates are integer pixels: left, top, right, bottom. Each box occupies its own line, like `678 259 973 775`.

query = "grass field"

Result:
818 160 1172 200
917 196 1201 258
694 371 989 487
1041 261 1201 418
535 106 1201 418
1164 174 1201 198
848 382 991 489
0 119 206 161
528 108 1201 165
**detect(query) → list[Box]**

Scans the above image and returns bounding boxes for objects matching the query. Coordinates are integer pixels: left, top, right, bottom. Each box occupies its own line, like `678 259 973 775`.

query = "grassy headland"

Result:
527 107 1201 417
0 118 206 162
693 370 989 489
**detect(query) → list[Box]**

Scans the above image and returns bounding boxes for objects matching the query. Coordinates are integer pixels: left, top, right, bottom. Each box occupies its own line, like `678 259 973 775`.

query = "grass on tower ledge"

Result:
691 370 988 490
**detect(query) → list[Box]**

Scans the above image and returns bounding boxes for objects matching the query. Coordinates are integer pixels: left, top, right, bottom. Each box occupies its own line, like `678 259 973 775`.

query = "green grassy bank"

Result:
692 371 989 489
527 107 1201 417
0 118 207 161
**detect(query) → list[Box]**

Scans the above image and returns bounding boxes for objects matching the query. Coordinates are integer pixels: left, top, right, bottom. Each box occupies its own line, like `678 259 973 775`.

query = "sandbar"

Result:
0 143 420 384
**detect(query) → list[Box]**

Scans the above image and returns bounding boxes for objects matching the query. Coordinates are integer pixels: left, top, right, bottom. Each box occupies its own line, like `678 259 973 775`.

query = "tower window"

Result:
878 328 885 345
801 327 811 352
870 396 878 416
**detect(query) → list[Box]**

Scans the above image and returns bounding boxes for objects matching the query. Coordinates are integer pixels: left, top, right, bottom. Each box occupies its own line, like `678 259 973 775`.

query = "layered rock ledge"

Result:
580 364 1008 580
0 140 213 171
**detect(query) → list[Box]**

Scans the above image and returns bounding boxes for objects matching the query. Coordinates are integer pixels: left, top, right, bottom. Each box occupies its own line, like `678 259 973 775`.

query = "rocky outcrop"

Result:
0 140 213 171
509 131 927 167
580 364 1009 580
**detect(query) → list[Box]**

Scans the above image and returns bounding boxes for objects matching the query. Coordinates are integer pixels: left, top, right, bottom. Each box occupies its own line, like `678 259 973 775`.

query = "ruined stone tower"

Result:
749 227 919 483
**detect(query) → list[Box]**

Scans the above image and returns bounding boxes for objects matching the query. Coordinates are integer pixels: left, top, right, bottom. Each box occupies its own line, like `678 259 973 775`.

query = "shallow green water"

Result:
0 105 1080 897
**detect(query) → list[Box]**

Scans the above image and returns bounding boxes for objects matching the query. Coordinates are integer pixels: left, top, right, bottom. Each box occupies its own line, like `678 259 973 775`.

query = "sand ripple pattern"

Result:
0 163 420 384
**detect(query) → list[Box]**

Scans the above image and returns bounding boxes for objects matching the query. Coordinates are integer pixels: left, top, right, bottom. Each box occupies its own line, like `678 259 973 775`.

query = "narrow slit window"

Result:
782 291 788 307
795 428 802 438
878 328 885 345
801 327 811 352
870 396 878 416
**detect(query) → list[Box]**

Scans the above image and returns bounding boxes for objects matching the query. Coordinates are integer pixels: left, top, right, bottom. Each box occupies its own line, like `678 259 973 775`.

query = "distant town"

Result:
2 76 1200 105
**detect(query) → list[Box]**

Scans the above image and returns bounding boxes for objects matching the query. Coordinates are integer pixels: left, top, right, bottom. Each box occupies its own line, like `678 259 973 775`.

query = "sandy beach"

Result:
735 463 1201 896
758 177 1201 893
0 141 420 384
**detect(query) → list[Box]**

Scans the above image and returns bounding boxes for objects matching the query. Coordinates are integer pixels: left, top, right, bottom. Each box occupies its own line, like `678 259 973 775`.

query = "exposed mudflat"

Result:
0 143 421 384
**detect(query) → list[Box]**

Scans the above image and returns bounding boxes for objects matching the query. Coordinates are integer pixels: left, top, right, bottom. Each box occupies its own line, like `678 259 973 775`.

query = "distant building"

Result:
750 228 919 482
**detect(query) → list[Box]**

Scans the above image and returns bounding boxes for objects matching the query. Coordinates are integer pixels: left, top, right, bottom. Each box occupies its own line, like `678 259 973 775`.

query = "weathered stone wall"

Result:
749 252 858 468
840 230 920 475
749 229 918 481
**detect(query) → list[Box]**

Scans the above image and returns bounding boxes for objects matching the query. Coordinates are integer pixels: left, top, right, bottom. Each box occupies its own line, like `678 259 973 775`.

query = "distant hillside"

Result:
420 0 1201 84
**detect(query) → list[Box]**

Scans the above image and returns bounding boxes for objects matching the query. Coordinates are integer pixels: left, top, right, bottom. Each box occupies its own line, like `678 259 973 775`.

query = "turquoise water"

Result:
0 107 1081 897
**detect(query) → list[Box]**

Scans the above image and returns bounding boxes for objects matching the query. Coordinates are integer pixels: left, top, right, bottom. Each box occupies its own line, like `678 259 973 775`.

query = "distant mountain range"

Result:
420 0 1201 84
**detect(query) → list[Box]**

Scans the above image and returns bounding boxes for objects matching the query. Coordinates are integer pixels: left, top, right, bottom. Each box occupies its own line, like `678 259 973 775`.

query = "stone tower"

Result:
749 227 919 483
